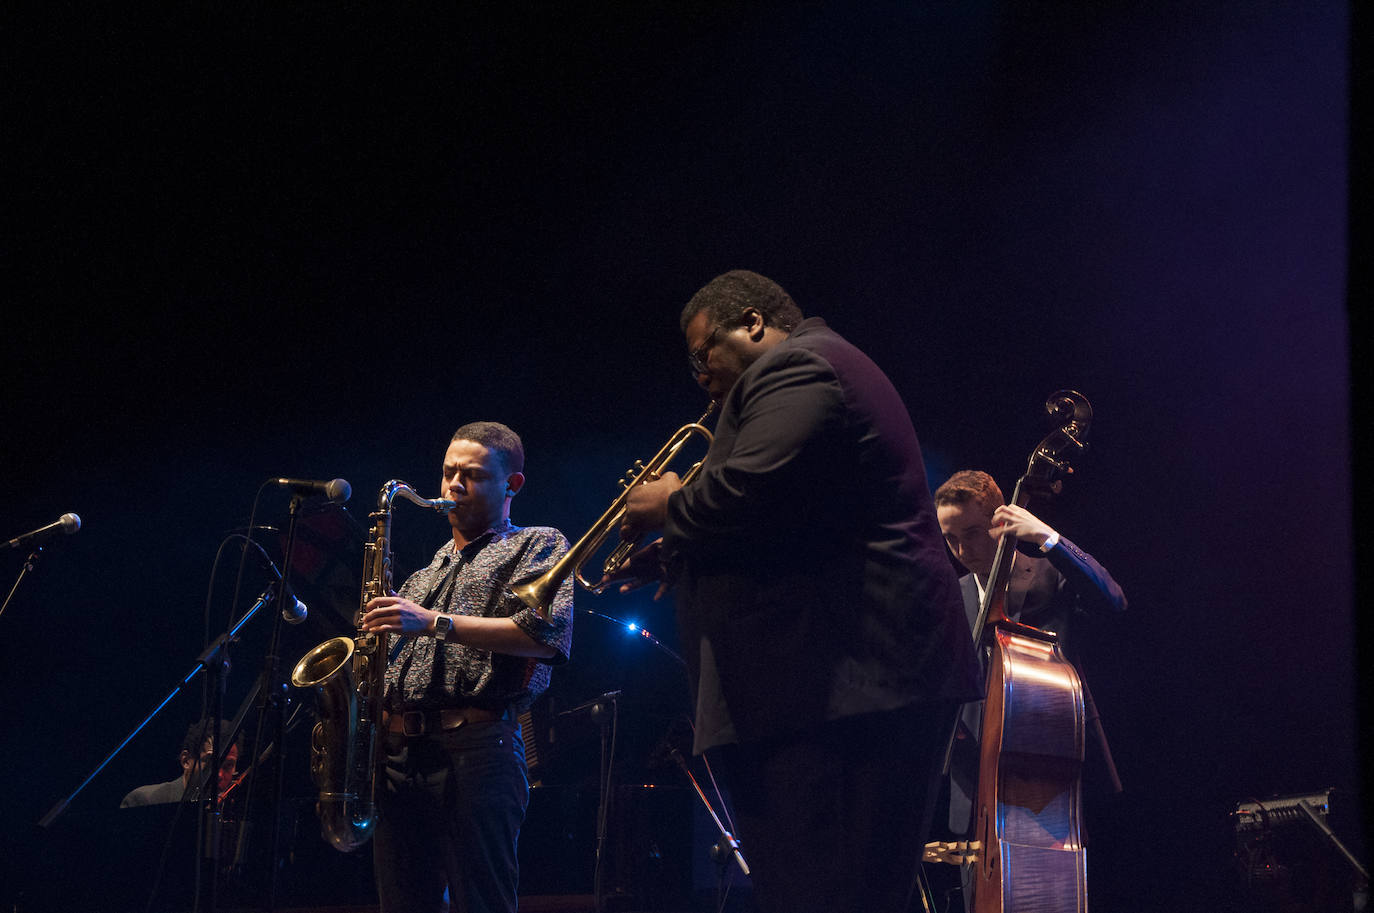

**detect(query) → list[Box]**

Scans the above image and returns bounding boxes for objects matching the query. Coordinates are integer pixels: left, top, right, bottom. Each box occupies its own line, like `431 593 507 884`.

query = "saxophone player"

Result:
358 421 573 913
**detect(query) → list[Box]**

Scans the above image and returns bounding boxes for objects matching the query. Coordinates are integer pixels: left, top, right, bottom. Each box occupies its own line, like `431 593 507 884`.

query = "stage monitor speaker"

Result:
1232 787 1368 913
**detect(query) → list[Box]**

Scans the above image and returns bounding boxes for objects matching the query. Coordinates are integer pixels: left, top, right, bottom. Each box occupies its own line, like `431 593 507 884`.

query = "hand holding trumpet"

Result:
619 470 681 541
605 470 681 598
508 408 713 617
596 538 669 598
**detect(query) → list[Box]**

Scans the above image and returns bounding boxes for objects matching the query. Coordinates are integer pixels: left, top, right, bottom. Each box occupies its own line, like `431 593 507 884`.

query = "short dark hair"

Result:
680 269 804 335
452 421 525 474
933 470 1005 516
181 719 238 757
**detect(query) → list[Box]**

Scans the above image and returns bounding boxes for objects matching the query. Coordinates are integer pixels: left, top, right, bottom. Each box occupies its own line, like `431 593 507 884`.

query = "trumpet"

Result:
509 403 716 617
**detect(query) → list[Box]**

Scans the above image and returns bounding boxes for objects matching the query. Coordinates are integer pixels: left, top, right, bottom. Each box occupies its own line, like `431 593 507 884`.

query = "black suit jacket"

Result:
662 318 982 746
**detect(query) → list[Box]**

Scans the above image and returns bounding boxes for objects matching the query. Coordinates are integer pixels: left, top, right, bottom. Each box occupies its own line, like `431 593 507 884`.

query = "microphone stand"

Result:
590 692 620 913
256 492 306 913
200 539 240 907
669 748 748 911
0 547 43 621
580 610 750 906
202 566 234 913
37 588 282 830
1296 799 1370 883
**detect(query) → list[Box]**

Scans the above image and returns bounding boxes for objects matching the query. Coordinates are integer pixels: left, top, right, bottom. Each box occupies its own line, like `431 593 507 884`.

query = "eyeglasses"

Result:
687 324 725 376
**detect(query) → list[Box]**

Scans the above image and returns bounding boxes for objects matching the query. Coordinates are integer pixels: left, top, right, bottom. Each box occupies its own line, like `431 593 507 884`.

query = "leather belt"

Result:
384 706 507 737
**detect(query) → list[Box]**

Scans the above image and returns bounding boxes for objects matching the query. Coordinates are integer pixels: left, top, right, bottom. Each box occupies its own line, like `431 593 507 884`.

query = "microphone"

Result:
5 513 81 549
274 588 309 625
556 690 622 718
270 478 351 503
249 545 309 625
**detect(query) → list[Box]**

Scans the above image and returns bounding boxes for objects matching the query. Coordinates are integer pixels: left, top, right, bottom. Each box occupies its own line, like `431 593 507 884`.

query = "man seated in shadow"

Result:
121 718 241 808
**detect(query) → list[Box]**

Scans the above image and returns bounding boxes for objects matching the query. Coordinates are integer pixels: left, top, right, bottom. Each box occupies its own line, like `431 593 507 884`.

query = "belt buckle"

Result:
401 710 428 737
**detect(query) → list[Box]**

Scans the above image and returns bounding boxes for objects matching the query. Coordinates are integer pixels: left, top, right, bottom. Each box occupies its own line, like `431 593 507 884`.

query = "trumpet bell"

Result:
509 574 558 618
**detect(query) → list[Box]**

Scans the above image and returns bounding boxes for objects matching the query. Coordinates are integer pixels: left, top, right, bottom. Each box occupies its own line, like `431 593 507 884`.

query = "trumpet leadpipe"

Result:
508 404 716 615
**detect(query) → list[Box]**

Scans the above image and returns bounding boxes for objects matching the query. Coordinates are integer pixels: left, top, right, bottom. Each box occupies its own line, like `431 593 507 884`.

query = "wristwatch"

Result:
432 614 453 641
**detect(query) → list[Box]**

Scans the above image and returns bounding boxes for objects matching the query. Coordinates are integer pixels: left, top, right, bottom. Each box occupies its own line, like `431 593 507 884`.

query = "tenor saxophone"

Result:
290 480 455 852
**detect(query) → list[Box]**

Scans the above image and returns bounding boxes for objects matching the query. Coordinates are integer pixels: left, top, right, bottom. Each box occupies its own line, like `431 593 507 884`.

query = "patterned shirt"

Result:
382 519 574 713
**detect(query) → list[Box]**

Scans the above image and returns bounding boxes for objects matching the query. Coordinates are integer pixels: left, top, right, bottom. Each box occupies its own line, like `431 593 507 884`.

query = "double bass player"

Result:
933 469 1127 912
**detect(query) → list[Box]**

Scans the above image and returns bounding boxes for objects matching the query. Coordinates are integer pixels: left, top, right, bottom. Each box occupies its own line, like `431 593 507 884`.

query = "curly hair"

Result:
680 269 804 335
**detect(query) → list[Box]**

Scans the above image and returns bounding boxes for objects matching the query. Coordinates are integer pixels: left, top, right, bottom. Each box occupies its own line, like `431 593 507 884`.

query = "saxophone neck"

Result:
379 479 456 513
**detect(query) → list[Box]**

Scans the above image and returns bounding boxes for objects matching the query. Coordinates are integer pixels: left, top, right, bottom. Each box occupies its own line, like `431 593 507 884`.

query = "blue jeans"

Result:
373 719 528 913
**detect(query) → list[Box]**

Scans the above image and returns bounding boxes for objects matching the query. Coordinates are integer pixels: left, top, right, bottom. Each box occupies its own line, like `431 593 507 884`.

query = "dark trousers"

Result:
373 719 528 913
718 702 956 913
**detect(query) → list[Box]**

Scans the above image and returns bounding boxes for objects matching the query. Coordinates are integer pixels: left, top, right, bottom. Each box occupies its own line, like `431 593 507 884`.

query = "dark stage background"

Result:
2 3 1358 911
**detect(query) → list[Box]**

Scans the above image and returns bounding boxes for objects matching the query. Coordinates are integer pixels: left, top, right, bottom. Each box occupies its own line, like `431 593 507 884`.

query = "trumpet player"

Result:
358 421 573 913
618 270 981 913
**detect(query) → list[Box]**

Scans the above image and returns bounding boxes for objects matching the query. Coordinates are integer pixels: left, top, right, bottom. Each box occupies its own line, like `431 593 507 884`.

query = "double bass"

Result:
972 391 1093 913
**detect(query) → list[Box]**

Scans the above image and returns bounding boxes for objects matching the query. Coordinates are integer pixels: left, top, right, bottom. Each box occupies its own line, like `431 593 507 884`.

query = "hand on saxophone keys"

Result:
364 593 561 657
360 595 437 636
